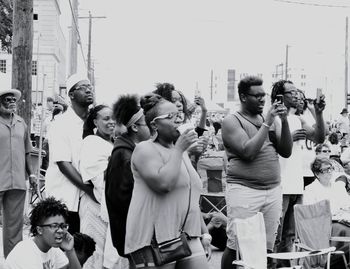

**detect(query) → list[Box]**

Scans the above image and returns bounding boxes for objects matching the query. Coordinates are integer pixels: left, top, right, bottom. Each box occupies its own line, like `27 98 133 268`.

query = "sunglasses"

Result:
72 84 93 92
1 97 17 103
319 166 334 174
152 112 181 122
245 93 266 101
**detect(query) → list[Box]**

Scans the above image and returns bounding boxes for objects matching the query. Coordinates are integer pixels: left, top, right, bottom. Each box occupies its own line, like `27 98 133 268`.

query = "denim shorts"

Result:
225 183 282 251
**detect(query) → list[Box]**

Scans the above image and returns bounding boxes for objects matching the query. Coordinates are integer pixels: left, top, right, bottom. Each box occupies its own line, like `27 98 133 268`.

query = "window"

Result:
32 60 37 76
0 60 6 73
301 74 306 79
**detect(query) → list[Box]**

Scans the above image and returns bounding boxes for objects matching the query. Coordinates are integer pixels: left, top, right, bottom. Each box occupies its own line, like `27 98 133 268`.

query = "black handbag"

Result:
150 178 192 265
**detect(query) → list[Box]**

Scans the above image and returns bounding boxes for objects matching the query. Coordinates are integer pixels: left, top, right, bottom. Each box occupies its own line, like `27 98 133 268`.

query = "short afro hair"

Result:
237 76 263 100
112 94 140 126
30 197 69 236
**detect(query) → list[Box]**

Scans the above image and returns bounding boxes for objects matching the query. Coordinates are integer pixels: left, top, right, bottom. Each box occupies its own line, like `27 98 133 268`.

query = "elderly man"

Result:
45 74 95 234
221 76 292 269
0 88 35 257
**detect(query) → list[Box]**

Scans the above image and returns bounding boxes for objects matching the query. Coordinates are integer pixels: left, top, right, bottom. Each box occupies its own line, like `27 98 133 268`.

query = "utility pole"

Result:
78 12 106 83
285 45 289 80
11 0 33 127
69 0 78 76
210 70 213 101
345 17 349 107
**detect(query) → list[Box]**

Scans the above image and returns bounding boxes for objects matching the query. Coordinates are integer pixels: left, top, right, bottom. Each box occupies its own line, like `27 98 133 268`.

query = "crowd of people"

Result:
2 73 350 269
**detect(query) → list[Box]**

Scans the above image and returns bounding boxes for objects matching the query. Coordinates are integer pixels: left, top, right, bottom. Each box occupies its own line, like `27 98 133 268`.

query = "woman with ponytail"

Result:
79 104 118 269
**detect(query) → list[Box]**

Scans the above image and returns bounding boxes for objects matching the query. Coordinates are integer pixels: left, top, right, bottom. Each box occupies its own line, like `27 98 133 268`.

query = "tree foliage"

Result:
0 0 13 53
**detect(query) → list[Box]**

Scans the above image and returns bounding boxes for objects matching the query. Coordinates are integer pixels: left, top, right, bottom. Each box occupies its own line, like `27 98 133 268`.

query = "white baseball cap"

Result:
66 73 90 93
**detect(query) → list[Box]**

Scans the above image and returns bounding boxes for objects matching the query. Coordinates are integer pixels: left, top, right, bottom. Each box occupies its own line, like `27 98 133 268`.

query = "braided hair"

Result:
270 79 293 103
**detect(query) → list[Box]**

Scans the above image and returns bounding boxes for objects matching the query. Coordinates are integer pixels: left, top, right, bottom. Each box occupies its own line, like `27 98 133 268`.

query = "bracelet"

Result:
262 122 271 128
201 233 212 243
29 174 36 178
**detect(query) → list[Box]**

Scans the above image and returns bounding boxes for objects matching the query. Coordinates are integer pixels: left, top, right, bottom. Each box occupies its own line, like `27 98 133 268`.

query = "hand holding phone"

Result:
316 88 322 103
276 94 284 104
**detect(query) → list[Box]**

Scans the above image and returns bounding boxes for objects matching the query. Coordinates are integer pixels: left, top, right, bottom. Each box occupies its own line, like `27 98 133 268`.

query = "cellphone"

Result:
316 88 322 103
276 94 284 104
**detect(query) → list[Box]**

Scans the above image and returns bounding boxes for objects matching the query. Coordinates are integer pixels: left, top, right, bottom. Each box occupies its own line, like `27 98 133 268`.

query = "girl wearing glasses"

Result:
125 94 211 268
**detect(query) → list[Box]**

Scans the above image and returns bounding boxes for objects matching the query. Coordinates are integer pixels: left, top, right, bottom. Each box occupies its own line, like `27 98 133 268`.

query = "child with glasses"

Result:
5 197 82 269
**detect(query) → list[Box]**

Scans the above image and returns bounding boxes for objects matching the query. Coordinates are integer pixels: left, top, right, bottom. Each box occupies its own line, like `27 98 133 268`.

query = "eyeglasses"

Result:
152 112 181 122
319 166 334 174
245 93 266 100
284 91 298 97
72 84 93 92
320 150 331 153
1 97 17 103
38 223 69 231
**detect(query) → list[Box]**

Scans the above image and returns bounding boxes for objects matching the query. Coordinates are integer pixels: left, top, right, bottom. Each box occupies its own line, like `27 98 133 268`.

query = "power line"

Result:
68 0 87 68
274 0 350 8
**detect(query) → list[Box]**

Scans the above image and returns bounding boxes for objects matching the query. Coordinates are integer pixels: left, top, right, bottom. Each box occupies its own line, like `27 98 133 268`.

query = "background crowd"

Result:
3 73 350 269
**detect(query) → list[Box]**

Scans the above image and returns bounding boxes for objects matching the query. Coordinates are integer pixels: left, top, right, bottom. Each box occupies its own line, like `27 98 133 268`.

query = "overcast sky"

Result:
65 0 350 113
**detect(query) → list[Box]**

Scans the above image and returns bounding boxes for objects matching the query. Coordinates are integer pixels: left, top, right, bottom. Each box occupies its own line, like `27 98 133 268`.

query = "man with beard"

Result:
45 74 95 234
271 80 326 267
0 88 35 257
221 76 292 269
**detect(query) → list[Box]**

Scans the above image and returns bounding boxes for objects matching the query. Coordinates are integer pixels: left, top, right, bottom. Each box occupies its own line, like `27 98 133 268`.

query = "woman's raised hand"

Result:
175 128 199 152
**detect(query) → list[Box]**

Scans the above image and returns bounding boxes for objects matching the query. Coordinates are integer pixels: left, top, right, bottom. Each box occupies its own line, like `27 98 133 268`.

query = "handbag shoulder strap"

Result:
180 159 192 233
151 142 192 233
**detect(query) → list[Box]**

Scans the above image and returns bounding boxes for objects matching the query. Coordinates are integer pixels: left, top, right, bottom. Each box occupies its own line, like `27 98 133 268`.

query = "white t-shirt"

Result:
45 107 84 211
303 175 350 215
5 239 68 269
279 114 305 194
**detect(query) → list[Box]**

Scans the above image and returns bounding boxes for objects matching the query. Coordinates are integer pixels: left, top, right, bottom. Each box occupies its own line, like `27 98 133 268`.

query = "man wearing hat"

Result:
0 88 36 257
339 108 350 137
45 74 95 234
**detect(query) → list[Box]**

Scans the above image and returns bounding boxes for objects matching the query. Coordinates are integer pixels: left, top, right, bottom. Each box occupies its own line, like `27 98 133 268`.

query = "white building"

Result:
0 0 66 105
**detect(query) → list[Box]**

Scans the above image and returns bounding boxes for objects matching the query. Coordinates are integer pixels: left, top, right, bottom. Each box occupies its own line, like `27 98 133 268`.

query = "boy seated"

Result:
5 197 82 269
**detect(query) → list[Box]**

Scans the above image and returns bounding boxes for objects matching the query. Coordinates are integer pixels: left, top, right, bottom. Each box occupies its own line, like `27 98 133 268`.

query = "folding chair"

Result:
197 151 227 216
232 212 334 269
28 149 46 204
294 200 349 269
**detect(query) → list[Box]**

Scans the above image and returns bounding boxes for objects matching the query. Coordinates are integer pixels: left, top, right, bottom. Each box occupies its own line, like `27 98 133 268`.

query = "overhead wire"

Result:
68 0 87 68
274 0 350 8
